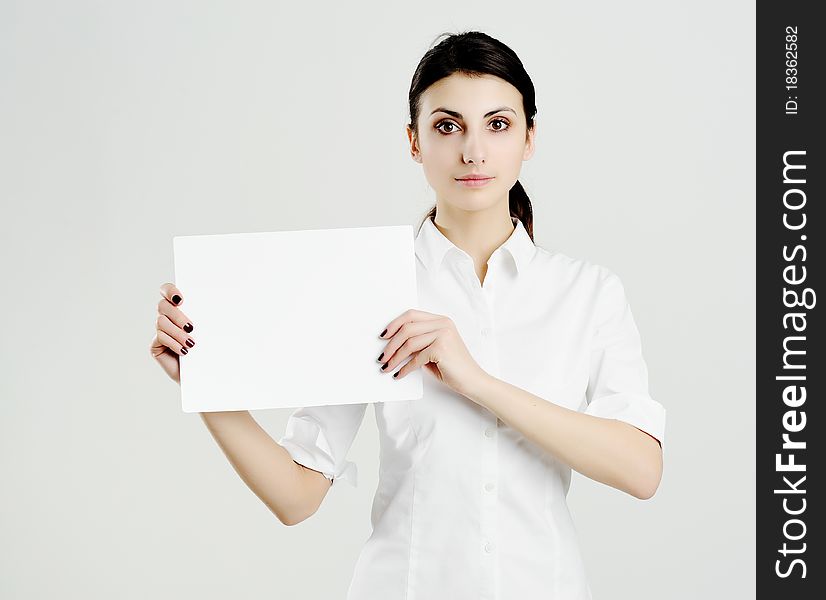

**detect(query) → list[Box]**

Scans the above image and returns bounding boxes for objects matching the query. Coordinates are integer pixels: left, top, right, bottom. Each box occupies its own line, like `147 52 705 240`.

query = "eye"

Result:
490 117 510 131
434 117 511 135
435 120 459 135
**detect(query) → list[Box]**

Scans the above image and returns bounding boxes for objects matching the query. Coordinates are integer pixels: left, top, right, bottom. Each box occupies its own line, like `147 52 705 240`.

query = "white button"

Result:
484 542 494 553
484 482 496 492
484 427 495 438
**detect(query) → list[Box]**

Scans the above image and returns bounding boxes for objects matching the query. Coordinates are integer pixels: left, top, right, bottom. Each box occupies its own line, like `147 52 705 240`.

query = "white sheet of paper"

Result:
172 224 422 413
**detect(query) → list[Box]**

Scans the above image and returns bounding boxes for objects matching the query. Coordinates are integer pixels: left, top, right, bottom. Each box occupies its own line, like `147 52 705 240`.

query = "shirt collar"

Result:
414 215 536 275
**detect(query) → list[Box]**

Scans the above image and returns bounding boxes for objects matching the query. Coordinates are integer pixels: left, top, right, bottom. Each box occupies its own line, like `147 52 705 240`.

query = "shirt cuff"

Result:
277 417 359 487
583 391 666 446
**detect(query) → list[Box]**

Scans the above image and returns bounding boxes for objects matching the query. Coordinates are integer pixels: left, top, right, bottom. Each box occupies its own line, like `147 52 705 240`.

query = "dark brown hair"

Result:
408 31 537 241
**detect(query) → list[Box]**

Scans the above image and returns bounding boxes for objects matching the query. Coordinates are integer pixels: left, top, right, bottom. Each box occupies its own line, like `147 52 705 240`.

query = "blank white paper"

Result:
172 224 422 413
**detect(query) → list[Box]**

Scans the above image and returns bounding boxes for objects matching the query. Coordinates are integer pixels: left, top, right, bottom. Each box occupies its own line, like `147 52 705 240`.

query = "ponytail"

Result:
508 180 534 242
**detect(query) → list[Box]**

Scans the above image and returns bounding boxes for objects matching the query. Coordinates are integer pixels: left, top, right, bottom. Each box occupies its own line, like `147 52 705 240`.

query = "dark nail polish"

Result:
183 323 193 333
186 338 195 348
380 329 387 338
378 352 384 361
393 371 399 378
172 294 181 305
180 346 188 355
381 362 388 370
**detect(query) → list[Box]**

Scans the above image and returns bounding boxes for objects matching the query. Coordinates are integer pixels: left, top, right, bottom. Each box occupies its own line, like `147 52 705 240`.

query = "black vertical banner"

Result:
757 2 824 598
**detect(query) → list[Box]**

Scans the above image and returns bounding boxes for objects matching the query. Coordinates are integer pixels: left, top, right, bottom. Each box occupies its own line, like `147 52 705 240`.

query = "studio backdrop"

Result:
0 1 754 598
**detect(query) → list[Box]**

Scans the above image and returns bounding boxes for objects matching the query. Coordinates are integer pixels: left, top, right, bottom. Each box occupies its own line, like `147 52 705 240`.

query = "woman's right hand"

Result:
150 283 196 385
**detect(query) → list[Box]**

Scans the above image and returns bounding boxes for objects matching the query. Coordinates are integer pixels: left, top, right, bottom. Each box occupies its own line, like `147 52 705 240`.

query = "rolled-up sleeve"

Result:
583 270 666 446
277 402 368 487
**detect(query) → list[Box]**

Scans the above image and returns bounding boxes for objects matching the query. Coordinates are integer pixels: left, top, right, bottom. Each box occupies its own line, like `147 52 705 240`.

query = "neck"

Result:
431 202 515 281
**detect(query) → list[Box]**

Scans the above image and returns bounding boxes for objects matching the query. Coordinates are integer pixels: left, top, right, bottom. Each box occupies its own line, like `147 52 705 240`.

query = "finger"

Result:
151 329 190 357
150 333 180 358
160 282 184 306
157 296 194 333
379 319 443 364
392 339 435 380
149 334 164 357
380 309 443 339
381 331 437 375
156 314 195 354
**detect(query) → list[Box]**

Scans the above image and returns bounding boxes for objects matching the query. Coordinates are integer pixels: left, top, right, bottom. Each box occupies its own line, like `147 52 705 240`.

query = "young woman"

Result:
151 30 665 600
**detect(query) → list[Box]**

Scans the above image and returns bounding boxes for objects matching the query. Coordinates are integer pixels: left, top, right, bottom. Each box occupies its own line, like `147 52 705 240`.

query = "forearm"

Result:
465 374 663 499
199 410 308 524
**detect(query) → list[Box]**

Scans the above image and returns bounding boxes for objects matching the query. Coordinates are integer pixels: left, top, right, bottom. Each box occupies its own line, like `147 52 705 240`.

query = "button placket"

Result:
457 257 494 334
480 411 498 599
482 272 500 380
481 264 496 334
479 259 500 600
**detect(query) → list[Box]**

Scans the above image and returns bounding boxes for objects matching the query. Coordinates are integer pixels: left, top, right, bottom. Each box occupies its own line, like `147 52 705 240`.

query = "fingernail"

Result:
185 338 195 348
393 371 399 378
180 346 188 355
172 295 182 305
380 329 387 338
381 362 388 370
183 322 194 333
378 352 384 361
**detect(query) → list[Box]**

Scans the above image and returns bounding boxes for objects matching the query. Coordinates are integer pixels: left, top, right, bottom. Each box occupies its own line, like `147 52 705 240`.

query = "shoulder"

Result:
532 246 636 331
532 244 622 290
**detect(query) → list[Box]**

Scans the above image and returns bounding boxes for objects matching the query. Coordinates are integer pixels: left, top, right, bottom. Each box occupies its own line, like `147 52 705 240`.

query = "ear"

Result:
523 120 536 161
406 124 422 163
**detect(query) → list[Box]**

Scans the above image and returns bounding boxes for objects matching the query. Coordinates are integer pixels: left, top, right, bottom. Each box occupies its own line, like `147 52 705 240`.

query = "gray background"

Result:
0 0 754 598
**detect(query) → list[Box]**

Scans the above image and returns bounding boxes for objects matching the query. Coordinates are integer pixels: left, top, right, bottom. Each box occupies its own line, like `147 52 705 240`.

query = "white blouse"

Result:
278 215 666 600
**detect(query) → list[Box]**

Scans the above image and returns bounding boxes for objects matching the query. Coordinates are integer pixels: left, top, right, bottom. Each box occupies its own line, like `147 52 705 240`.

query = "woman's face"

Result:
407 72 535 215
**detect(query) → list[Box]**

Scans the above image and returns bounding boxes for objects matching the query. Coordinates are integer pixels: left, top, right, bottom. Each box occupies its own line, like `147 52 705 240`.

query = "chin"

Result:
442 195 501 213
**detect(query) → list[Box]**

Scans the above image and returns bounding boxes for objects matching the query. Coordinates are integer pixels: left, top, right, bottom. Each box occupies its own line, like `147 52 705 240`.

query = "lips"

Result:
456 175 494 188
456 175 494 181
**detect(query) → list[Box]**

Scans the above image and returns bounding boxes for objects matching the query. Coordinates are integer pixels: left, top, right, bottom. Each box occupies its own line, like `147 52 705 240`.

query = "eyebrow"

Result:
429 106 516 119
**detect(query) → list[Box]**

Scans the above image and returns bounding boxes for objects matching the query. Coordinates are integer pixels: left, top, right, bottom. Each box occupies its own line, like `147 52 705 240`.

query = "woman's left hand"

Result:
378 309 488 398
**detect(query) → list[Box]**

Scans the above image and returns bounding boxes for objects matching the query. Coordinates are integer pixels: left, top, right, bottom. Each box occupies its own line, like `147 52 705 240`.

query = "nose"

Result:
462 130 486 165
